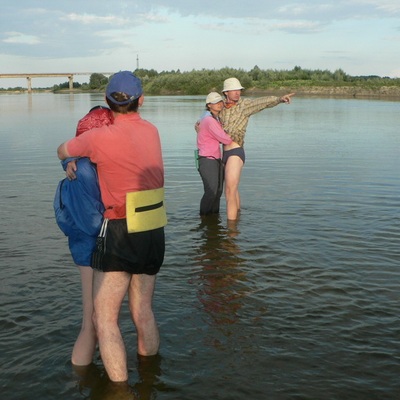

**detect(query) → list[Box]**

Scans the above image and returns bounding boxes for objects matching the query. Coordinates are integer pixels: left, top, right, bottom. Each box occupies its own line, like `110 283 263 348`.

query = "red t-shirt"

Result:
66 112 164 219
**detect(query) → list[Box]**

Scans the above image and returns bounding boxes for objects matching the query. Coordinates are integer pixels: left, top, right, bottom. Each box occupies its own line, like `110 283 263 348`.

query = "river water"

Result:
0 93 399 399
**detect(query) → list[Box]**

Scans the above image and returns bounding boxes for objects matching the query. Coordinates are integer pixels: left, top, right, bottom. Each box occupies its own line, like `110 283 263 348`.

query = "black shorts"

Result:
91 219 165 275
222 147 245 165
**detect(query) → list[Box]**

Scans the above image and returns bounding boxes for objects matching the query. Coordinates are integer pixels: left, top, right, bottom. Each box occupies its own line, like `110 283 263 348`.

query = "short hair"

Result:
106 92 140 113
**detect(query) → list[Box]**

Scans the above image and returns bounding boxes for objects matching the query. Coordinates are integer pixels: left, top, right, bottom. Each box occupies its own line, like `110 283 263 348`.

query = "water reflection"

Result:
133 354 177 399
72 354 167 399
193 215 247 328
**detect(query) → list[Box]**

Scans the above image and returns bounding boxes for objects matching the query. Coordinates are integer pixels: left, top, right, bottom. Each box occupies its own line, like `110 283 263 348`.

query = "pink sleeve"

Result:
205 118 232 145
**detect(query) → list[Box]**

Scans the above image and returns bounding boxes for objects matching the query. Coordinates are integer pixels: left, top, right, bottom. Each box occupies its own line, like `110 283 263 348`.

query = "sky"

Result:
1 0 400 88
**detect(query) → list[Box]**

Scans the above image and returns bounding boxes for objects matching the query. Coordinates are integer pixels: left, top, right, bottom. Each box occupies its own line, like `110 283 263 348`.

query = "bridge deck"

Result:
0 73 114 92
0 73 113 78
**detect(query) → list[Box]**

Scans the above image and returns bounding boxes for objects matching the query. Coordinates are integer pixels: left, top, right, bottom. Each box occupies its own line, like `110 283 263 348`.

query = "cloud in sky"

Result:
3 32 41 45
0 0 399 88
63 13 130 25
270 21 326 34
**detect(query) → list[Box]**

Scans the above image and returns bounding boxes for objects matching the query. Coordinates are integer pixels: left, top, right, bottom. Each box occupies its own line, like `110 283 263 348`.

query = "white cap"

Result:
206 92 223 104
222 77 244 92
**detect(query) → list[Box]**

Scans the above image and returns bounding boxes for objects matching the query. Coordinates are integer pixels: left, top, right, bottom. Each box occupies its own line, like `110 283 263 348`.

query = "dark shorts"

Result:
91 219 165 275
222 147 245 165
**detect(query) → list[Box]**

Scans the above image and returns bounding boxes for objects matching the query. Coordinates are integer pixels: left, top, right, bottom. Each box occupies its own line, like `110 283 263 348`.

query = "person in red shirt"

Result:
57 71 166 382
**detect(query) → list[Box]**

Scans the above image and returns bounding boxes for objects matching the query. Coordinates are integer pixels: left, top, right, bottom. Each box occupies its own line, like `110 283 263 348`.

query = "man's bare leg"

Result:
224 155 243 220
128 274 159 356
93 270 131 382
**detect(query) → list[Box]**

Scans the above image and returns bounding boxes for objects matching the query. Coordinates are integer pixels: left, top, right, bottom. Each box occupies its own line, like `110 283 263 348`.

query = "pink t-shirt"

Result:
197 115 232 159
66 113 164 219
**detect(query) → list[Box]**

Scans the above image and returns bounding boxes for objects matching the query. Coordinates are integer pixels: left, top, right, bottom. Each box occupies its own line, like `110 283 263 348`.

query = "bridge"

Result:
0 72 114 92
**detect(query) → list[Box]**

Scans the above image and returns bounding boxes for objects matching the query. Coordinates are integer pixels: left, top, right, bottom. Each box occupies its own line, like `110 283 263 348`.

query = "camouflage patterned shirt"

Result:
219 96 281 147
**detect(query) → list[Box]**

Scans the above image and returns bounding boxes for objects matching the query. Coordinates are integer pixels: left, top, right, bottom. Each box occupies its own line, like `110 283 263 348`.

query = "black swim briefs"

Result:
222 147 245 165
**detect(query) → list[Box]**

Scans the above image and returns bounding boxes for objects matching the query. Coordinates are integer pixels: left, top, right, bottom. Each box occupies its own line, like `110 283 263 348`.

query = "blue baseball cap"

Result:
106 71 143 105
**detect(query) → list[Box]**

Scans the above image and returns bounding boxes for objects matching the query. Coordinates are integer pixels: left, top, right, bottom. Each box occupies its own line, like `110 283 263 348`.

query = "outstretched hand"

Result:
280 93 295 104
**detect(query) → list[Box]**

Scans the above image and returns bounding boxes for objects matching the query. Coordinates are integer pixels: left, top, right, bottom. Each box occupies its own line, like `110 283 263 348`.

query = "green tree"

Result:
89 73 109 89
37 66 400 95
333 68 347 82
249 65 263 81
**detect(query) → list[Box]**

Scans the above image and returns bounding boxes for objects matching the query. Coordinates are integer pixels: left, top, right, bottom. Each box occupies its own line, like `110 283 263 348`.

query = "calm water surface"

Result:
0 93 399 399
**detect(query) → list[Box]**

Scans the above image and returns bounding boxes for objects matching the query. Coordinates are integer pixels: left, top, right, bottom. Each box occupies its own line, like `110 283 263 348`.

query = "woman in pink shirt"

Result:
197 92 233 216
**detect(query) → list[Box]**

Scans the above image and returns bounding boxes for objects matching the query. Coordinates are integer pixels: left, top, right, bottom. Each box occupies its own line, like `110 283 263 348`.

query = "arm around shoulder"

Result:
208 116 232 145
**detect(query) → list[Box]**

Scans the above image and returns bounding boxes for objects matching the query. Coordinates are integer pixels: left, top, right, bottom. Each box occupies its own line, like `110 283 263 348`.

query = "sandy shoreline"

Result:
246 85 400 100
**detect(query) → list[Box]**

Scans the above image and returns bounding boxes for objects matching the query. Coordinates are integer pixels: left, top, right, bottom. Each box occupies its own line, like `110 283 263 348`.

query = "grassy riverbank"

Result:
2 65 400 100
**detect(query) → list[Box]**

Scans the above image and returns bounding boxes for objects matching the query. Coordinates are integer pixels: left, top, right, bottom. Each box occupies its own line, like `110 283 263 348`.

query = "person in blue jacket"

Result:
54 106 113 366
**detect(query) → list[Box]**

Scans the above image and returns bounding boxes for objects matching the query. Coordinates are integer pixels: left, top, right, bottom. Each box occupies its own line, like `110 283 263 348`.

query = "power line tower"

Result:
136 55 139 70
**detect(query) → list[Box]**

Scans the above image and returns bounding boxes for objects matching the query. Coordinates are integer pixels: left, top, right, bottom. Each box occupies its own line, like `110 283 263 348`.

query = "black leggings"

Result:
198 157 224 216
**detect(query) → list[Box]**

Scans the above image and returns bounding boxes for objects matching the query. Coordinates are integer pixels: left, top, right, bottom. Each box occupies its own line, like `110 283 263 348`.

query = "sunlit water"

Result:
0 93 399 399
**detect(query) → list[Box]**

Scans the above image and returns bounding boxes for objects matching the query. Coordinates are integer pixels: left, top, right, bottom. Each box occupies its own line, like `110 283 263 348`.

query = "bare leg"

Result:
72 266 97 366
224 155 244 220
93 270 131 382
236 189 241 213
128 274 159 356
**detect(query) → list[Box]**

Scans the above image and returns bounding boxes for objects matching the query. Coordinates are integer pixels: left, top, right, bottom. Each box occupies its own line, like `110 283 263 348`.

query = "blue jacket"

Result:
54 157 105 265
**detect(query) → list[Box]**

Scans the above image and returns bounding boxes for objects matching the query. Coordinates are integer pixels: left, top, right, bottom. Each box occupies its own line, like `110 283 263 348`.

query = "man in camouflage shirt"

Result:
220 77 294 221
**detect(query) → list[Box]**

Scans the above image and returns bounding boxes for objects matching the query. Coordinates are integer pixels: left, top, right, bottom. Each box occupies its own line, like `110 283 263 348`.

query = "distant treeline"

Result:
2 66 400 94
133 66 400 95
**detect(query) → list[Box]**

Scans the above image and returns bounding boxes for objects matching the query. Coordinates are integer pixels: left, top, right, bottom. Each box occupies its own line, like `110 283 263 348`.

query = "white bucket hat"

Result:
206 92 223 104
222 77 244 92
